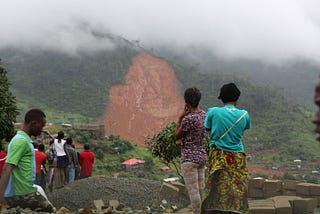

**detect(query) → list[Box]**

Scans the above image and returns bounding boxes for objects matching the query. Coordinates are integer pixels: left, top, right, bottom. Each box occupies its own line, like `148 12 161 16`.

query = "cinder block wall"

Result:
248 178 320 214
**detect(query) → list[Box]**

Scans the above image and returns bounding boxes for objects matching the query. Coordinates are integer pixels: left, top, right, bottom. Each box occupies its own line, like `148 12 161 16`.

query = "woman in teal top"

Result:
201 83 251 214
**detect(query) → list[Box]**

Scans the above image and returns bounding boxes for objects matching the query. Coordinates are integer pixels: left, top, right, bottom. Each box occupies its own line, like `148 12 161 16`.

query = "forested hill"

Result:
172 62 318 161
0 39 319 162
1 46 139 119
155 46 320 111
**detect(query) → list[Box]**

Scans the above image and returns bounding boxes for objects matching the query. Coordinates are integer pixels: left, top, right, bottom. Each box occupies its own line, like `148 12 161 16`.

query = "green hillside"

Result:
155 46 320 111
1 45 139 120
172 61 320 162
0 43 319 165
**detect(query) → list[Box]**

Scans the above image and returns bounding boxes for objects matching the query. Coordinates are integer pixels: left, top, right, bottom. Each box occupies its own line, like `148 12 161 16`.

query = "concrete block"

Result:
296 183 312 196
93 199 105 211
309 184 320 196
264 190 283 198
249 199 274 207
296 193 311 199
249 178 265 189
273 198 292 214
248 187 264 199
275 206 291 214
283 180 300 190
170 181 187 195
263 180 283 190
109 199 120 210
271 195 302 208
283 189 296 196
249 207 275 214
263 180 283 198
312 196 320 207
293 198 317 213
160 182 180 197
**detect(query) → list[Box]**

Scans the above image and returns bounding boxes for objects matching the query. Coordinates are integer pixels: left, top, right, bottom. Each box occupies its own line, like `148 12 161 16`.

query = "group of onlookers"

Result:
42 131 95 191
0 109 95 212
2 80 320 214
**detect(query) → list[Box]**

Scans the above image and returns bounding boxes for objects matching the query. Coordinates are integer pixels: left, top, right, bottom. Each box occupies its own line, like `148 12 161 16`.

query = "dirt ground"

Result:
247 163 285 179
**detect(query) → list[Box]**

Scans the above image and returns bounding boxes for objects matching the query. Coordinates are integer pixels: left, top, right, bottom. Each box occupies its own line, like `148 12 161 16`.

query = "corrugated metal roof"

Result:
121 158 145 165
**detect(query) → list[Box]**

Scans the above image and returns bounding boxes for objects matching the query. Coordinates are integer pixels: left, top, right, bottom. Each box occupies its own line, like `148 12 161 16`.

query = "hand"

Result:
42 130 50 135
179 105 190 118
176 139 183 146
42 130 53 139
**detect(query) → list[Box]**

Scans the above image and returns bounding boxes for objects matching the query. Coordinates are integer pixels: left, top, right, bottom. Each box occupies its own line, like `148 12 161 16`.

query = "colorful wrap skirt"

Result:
201 147 249 214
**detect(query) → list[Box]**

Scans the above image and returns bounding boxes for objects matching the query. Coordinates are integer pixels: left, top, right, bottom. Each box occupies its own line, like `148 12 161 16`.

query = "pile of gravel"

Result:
47 176 190 212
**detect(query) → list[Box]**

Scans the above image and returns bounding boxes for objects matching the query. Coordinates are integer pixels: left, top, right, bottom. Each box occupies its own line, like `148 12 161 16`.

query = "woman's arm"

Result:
175 105 190 140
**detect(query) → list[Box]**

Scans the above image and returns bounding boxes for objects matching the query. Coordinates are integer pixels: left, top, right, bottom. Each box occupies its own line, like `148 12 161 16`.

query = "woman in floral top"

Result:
175 87 207 214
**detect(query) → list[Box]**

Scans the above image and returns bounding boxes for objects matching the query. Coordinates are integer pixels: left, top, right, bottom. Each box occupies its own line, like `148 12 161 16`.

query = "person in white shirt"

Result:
53 131 69 188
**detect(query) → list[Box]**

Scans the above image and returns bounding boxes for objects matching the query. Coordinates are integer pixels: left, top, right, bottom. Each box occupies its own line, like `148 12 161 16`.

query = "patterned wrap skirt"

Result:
201 147 249 214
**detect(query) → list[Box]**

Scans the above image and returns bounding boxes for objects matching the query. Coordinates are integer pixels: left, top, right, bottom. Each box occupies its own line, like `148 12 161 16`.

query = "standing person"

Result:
65 137 80 182
34 143 47 191
79 143 95 179
201 83 251 214
0 109 55 212
47 139 56 192
53 131 69 188
313 80 320 140
74 146 81 180
175 87 207 214
0 143 7 177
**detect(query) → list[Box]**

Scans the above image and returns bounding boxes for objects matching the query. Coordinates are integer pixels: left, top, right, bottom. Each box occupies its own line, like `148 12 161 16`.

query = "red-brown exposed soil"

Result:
103 53 184 146
247 163 285 179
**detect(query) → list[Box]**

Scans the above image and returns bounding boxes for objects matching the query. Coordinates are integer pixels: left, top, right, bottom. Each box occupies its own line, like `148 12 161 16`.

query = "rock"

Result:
56 206 73 214
93 199 105 211
101 206 112 214
108 199 119 210
160 183 179 198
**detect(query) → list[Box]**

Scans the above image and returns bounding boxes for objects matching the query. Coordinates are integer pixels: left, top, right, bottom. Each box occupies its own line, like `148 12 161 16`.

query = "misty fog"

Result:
1 0 320 65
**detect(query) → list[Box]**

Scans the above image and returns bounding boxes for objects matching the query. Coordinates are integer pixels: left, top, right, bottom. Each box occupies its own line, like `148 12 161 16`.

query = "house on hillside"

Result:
73 124 105 140
160 166 171 172
121 158 145 173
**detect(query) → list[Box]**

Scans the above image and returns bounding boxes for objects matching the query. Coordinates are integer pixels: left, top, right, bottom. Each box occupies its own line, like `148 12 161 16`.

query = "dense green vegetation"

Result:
1 38 319 170
171 61 320 164
146 122 181 175
155 45 319 111
0 60 18 142
1 45 138 120
59 128 176 180
57 129 319 183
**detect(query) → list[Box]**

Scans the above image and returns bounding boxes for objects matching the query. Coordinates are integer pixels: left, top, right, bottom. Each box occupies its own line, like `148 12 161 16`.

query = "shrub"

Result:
145 122 181 175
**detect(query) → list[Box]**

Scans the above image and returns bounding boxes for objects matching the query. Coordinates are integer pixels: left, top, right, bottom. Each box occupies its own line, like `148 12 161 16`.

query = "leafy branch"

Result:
145 122 182 178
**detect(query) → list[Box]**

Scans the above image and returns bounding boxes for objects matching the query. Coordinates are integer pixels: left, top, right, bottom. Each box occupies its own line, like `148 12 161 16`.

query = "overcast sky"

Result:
1 0 320 64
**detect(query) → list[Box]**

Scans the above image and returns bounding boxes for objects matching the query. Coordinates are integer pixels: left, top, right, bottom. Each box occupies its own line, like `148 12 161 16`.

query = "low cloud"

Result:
1 0 320 64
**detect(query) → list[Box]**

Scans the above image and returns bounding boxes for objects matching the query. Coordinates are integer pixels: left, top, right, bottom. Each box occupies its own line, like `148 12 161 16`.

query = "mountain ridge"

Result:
0 41 319 163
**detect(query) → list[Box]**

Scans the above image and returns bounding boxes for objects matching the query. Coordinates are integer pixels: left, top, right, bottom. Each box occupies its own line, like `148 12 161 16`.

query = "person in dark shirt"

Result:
65 137 80 182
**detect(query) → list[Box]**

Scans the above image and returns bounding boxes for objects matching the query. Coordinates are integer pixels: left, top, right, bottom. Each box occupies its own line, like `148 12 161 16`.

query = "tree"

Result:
0 59 18 142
